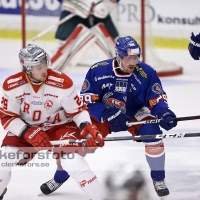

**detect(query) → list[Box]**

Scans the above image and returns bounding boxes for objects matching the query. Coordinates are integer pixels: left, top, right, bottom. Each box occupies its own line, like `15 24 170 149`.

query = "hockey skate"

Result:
40 178 64 195
153 180 169 197
0 188 7 200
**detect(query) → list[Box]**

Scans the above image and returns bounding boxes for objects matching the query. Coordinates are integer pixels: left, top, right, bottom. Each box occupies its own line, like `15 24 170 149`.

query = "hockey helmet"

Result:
19 44 50 72
115 36 141 58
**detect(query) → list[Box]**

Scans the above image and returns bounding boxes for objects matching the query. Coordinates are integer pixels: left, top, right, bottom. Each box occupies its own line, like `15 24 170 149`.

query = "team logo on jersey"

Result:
81 79 90 92
114 81 127 93
44 100 53 110
152 83 163 94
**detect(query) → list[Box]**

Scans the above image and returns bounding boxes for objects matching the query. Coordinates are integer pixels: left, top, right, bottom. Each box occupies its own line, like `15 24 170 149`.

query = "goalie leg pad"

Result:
91 23 116 58
51 24 96 73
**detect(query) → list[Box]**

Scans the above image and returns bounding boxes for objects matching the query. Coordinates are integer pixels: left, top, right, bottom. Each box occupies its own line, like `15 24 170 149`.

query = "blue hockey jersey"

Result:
80 58 169 122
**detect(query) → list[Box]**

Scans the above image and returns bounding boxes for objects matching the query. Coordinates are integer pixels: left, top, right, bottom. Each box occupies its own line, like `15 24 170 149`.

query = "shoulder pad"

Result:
46 68 73 89
3 72 27 91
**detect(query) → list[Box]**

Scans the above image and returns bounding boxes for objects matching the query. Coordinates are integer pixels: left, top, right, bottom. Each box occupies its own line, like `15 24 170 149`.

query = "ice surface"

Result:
0 39 200 200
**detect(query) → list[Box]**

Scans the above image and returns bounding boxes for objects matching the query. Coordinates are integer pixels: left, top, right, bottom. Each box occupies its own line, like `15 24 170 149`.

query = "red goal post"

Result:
21 0 183 76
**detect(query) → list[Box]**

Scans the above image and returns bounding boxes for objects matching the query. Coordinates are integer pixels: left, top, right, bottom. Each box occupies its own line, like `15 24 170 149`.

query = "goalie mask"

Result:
19 44 50 72
104 163 148 200
115 36 141 70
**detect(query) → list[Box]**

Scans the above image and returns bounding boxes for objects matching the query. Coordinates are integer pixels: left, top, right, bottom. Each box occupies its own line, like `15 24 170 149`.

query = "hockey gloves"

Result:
22 126 52 151
80 123 104 148
102 108 129 132
158 109 177 131
188 32 200 60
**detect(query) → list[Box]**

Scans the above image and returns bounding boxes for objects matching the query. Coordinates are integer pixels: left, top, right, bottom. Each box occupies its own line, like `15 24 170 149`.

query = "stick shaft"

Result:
126 115 200 126
31 14 75 41
50 132 200 145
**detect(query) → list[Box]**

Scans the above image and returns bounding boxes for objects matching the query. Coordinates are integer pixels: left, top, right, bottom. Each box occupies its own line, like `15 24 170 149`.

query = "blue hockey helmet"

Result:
115 36 141 58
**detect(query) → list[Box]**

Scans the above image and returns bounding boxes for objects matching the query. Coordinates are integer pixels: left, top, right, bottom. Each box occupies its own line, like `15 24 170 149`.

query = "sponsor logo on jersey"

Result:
135 65 147 78
132 73 142 84
107 98 125 107
81 79 90 92
46 81 63 87
48 75 64 83
91 62 109 69
114 81 127 93
7 76 22 84
31 101 43 105
8 80 25 88
131 83 136 90
15 93 30 100
44 94 58 98
101 83 113 89
44 100 53 110
94 75 115 81
152 83 163 94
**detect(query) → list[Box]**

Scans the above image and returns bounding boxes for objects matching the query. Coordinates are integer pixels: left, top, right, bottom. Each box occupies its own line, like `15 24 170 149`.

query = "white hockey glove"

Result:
62 0 94 18
93 0 118 18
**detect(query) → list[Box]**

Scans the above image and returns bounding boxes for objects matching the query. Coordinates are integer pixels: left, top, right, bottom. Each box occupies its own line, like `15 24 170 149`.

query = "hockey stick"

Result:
50 132 200 145
31 13 75 41
126 115 200 127
31 0 103 41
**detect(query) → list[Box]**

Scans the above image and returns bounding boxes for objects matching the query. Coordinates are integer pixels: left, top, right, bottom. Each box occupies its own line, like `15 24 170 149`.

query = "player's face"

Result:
121 55 139 73
31 62 48 82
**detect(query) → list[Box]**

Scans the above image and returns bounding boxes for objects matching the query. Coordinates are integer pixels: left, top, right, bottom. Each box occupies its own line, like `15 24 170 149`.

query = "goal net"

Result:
21 0 183 76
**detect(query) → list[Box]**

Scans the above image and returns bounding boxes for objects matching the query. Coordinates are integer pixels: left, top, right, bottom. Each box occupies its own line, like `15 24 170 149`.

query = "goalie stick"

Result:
31 0 103 41
126 115 200 127
50 132 200 145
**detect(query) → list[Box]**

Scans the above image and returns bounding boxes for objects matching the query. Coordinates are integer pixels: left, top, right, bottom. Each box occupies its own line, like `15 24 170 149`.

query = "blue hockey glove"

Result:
188 32 200 60
102 108 129 132
158 109 177 131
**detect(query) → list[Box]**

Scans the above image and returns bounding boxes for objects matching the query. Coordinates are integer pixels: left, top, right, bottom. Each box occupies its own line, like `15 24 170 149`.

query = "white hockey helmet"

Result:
19 44 50 72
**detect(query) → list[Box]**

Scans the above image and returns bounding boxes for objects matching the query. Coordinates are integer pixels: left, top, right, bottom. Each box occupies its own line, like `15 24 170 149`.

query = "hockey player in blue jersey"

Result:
188 32 200 60
40 36 177 198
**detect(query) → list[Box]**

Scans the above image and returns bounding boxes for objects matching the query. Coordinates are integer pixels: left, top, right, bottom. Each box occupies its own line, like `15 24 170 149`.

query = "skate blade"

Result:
160 196 168 200
38 192 46 196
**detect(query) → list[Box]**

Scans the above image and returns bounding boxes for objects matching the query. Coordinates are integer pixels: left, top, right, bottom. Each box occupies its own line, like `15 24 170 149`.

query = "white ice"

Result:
0 39 200 200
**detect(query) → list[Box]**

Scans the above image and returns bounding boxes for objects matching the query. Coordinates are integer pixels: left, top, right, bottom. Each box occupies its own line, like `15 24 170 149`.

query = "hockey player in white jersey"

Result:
0 44 105 200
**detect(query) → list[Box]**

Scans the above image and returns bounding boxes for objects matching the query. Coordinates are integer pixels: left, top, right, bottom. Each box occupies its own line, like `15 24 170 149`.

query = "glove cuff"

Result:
20 125 30 137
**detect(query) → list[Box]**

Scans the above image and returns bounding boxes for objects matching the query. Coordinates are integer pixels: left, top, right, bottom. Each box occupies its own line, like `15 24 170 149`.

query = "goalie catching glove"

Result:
21 126 52 151
79 123 104 148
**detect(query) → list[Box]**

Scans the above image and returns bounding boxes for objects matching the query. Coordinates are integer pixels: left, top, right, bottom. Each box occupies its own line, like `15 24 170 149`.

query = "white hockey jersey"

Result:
0 68 91 136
